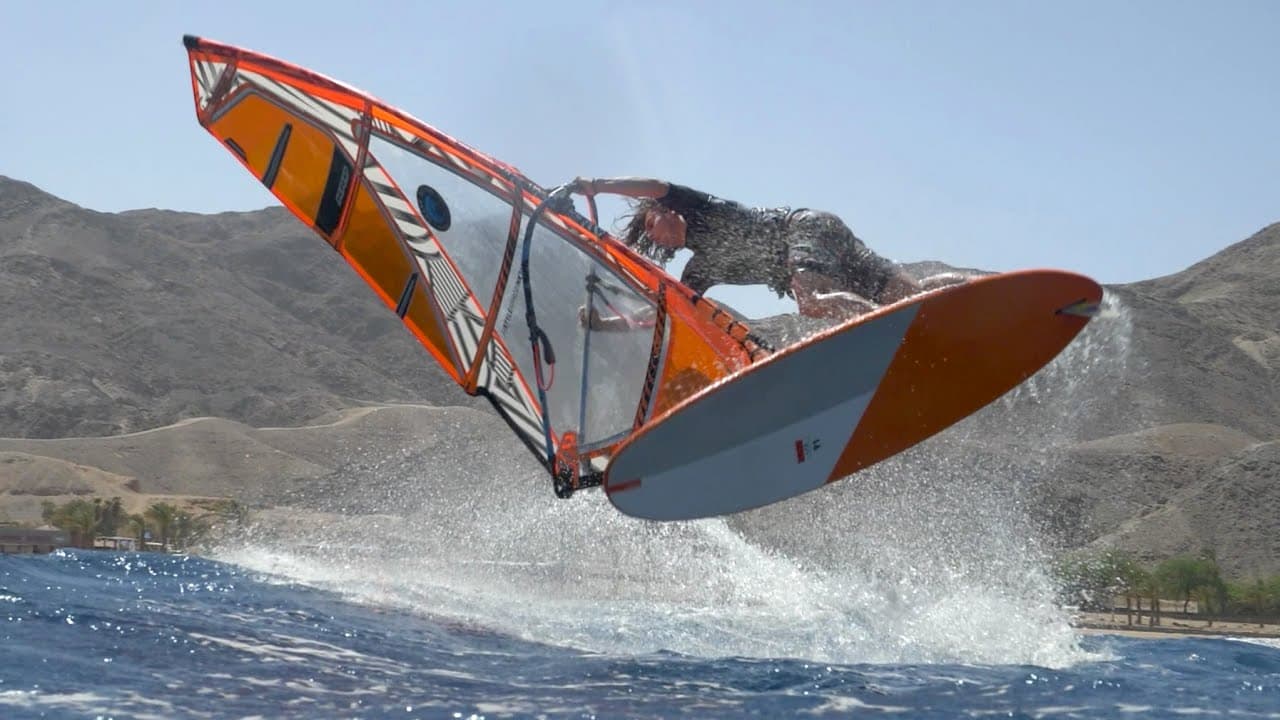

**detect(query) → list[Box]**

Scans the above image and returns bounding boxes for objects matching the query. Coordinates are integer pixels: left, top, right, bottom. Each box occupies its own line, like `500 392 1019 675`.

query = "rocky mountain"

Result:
1030 223 1279 574
0 176 1276 576
0 175 470 439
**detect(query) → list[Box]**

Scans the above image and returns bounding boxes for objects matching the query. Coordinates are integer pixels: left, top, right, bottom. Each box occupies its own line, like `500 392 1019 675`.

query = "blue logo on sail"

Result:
416 184 452 232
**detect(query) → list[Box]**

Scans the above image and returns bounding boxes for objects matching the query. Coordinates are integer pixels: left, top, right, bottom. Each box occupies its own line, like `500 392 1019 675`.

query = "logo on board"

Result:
794 437 822 463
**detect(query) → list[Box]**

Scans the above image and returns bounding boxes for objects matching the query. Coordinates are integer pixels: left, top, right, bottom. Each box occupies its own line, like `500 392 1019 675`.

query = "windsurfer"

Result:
568 177 964 323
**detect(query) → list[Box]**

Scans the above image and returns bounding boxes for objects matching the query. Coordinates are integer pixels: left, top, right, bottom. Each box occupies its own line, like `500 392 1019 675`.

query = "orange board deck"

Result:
604 270 1102 520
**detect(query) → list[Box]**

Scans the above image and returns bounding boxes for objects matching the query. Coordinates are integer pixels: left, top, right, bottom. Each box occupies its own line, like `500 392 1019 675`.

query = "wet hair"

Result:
619 198 673 264
619 185 719 265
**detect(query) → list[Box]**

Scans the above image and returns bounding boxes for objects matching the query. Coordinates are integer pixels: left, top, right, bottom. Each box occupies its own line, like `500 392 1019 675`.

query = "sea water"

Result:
5 293 1276 718
0 550 1277 718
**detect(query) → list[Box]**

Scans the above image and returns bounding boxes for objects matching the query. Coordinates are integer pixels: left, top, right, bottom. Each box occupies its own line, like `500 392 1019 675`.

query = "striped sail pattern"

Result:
185 37 550 458
183 35 760 481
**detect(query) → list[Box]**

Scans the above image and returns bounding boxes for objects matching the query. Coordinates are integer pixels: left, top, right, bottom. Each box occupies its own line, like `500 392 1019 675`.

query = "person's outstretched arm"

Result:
572 176 670 200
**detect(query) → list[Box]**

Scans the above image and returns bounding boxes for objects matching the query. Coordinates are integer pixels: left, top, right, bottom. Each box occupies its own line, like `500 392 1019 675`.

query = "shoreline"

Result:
1071 611 1280 640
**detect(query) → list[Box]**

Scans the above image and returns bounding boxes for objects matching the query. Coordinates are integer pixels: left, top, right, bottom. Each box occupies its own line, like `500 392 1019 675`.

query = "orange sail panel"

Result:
182 35 762 478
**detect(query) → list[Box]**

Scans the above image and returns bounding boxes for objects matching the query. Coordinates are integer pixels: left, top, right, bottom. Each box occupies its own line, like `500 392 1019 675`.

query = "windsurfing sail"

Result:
181 35 772 494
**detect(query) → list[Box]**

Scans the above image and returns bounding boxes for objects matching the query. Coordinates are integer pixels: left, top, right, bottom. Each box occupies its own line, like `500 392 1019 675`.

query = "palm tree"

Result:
1191 580 1228 627
144 503 179 551
60 500 99 548
1100 551 1146 624
1135 570 1161 626
208 499 251 528
170 512 212 551
1123 563 1148 626
94 497 127 538
127 514 148 550
1056 549 1144 616
1156 555 1221 614
1238 579 1271 626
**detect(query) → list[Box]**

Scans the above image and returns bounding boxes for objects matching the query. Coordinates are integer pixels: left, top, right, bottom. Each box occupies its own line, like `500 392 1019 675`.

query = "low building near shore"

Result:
0 525 71 554
93 536 139 552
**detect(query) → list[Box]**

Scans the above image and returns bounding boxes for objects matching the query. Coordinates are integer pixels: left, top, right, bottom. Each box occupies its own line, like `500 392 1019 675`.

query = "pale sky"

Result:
2 1 1276 316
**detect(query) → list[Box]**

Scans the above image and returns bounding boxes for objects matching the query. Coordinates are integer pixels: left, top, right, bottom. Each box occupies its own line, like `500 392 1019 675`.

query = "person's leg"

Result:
918 273 969 291
789 210 914 309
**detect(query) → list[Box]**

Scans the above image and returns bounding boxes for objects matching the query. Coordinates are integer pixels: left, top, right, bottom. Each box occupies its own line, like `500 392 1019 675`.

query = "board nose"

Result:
830 270 1102 481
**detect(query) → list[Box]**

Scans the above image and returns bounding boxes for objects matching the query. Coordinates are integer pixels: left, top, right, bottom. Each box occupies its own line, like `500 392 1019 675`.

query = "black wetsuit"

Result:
661 184 899 302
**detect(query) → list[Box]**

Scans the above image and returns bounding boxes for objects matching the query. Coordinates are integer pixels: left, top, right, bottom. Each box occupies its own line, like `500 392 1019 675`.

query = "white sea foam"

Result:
212 292 1136 670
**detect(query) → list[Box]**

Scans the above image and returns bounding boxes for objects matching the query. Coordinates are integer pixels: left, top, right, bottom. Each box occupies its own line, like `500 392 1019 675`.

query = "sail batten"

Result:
183 35 765 482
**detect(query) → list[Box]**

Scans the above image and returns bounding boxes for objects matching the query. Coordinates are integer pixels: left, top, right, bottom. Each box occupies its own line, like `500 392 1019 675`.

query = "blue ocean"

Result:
4 297 1277 719
2 545 1277 719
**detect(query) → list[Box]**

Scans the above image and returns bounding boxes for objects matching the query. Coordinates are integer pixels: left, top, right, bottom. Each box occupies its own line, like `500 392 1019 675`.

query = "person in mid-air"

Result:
568 176 963 325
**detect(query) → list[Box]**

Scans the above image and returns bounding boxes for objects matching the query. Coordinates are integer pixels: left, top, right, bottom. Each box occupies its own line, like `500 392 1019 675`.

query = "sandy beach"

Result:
1073 611 1280 640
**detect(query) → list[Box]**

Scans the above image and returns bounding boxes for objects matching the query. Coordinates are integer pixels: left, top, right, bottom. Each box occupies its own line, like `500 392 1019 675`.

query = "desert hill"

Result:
0 177 1276 575
0 175 469 439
